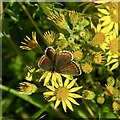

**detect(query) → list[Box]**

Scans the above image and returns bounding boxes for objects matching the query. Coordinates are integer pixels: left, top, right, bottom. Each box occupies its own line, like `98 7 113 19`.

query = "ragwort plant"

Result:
2 2 120 119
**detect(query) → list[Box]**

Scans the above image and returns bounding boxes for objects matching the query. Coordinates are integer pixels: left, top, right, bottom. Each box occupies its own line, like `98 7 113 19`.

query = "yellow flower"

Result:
20 32 41 52
82 63 93 73
93 51 106 64
112 101 120 111
43 78 82 112
69 11 79 25
43 31 55 45
19 82 37 95
47 12 71 32
104 85 114 96
73 50 83 61
40 71 72 86
97 3 119 36
104 32 119 71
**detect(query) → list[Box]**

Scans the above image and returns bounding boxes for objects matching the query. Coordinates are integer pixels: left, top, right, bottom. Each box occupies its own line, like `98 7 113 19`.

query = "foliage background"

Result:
1 2 120 119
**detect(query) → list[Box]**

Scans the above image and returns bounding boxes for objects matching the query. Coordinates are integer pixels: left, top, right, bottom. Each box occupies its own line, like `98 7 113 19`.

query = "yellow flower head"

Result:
43 78 82 112
73 50 83 61
20 32 38 50
112 101 120 111
47 12 70 31
69 11 79 25
97 3 119 36
19 82 37 95
43 31 55 45
82 63 93 74
93 51 106 64
92 32 105 46
104 85 114 96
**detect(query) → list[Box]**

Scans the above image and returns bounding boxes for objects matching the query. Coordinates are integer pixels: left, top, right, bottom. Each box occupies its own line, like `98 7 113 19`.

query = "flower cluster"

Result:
19 2 119 113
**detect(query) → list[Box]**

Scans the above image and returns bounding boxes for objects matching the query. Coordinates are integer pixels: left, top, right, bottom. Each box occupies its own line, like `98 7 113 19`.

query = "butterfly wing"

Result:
38 55 52 71
55 51 73 68
56 61 81 76
45 47 56 61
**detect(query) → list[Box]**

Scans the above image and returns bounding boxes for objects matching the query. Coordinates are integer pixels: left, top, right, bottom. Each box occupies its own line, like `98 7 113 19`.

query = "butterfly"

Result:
38 47 81 76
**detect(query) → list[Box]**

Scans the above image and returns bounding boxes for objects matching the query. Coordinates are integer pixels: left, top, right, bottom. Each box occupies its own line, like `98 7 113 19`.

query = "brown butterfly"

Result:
38 47 81 76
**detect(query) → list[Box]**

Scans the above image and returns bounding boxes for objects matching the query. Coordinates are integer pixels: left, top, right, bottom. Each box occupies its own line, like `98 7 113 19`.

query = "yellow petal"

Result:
44 72 52 86
43 91 54 96
64 79 70 87
67 97 79 105
105 59 118 66
48 96 56 102
61 74 72 80
55 73 63 87
107 56 112 62
46 86 55 91
54 82 59 88
51 73 57 86
66 79 77 89
98 9 109 15
115 23 118 36
100 16 111 21
110 62 119 71
40 71 49 81
55 99 61 108
68 93 82 98
97 24 101 32
106 22 114 33
65 99 73 111
101 18 111 27
62 101 67 112
69 86 83 92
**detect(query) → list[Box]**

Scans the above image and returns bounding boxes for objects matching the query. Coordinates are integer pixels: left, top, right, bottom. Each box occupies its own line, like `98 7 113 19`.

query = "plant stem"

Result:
82 99 96 119
18 2 48 46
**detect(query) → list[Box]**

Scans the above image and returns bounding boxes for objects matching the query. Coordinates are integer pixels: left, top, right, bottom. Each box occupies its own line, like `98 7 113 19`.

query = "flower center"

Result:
110 13 118 22
56 87 69 101
109 39 118 54
92 32 105 46
94 52 103 64
82 63 93 73
28 40 37 49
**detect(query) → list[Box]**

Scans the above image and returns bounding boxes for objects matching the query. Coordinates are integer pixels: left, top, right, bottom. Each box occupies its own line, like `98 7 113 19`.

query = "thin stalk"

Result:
18 2 48 46
82 99 96 120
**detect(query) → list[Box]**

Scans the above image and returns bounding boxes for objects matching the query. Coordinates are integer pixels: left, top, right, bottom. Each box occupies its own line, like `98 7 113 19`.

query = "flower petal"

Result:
115 23 118 36
55 73 63 87
100 16 111 21
98 9 109 15
69 93 82 98
55 99 61 108
51 73 57 86
40 71 49 81
46 86 55 91
67 97 79 105
65 99 73 111
110 62 119 71
101 18 111 27
62 101 67 112
105 59 118 66
69 86 83 92
44 72 52 86
48 96 56 102
43 91 54 96
64 79 70 87
61 74 72 80
66 79 77 89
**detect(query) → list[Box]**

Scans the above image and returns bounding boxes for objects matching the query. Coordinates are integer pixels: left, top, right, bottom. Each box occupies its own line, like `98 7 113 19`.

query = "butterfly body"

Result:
38 47 81 76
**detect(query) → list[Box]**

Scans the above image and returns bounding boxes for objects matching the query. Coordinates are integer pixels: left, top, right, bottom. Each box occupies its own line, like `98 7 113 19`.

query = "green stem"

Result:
82 99 96 119
0 84 43 108
18 2 48 46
